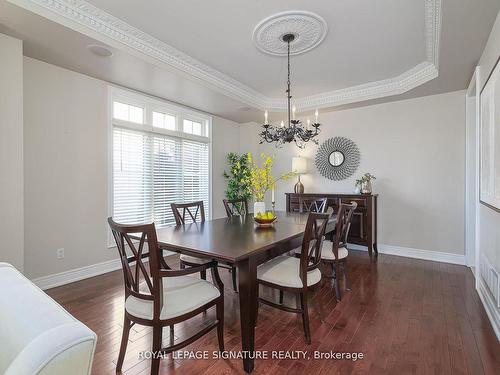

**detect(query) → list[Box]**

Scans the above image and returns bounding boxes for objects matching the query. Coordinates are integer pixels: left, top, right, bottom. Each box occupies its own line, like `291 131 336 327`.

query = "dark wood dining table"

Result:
155 211 336 373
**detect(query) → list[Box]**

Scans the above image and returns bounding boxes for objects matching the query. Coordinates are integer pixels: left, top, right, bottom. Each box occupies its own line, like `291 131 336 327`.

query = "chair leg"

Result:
151 325 163 375
216 299 225 352
343 259 350 290
333 262 342 301
279 290 284 304
300 292 311 344
169 325 174 346
255 285 259 326
116 315 131 371
200 269 207 280
231 266 238 292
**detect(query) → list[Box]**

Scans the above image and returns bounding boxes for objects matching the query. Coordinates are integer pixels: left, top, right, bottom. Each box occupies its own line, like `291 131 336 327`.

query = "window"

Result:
152 111 176 130
110 88 211 229
113 101 144 124
183 119 205 136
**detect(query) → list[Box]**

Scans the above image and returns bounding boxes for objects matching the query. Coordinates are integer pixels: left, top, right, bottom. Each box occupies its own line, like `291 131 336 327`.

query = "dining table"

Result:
155 210 337 373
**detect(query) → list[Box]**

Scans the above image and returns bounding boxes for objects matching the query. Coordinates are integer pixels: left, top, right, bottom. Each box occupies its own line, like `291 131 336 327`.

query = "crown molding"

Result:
8 0 442 112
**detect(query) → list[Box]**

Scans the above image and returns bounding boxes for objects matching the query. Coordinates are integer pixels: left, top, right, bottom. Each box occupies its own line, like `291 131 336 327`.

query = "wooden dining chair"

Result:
256 212 330 344
108 218 224 375
223 198 249 217
171 201 210 279
222 198 249 292
320 201 357 301
172 201 238 292
298 196 328 213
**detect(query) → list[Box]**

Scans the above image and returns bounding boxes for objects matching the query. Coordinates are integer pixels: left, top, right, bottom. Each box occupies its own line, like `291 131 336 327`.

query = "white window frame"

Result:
107 86 212 247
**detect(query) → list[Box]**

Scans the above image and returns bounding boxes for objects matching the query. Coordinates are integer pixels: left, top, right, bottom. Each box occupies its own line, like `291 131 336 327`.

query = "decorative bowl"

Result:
253 216 277 227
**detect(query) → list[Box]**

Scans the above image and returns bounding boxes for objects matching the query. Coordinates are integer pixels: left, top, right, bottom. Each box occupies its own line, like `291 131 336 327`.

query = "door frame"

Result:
465 67 481 274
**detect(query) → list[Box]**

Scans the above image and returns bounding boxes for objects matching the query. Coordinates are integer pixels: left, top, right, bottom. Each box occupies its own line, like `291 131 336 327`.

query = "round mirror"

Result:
329 151 345 166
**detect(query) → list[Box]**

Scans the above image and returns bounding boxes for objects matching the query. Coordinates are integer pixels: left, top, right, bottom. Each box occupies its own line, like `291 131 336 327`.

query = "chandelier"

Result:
259 33 321 148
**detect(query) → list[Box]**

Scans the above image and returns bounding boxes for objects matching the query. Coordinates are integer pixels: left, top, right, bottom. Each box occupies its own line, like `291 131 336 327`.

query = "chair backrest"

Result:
171 201 205 225
334 201 358 250
298 212 331 286
298 197 328 213
223 198 249 217
108 218 163 319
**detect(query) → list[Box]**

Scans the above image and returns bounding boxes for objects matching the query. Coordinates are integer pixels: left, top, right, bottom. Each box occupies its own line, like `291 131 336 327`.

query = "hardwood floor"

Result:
46 251 500 375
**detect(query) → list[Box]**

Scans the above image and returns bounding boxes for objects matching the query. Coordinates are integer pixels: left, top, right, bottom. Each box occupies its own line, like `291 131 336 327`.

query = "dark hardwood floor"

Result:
46 250 500 375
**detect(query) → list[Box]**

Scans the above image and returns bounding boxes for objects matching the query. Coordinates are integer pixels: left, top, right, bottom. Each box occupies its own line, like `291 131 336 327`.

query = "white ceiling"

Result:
86 0 426 97
0 0 499 122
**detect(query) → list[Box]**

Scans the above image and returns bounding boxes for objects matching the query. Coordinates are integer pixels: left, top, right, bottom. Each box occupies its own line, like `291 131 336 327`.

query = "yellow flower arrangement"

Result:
245 153 295 201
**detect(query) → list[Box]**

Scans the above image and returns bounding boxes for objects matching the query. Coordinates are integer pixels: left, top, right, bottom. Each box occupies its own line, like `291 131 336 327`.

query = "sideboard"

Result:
285 193 378 257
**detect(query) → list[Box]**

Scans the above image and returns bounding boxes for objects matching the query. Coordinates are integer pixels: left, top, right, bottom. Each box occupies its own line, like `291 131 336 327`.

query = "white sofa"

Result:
0 263 97 375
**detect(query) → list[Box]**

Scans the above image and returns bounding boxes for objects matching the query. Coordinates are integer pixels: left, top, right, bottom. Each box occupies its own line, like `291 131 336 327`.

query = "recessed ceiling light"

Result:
87 44 113 57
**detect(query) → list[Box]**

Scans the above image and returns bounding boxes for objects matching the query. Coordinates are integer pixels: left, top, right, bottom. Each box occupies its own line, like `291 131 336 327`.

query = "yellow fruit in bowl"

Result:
266 211 275 219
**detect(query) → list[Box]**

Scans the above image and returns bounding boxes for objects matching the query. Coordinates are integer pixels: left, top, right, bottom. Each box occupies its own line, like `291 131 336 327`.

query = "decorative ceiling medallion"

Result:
252 11 328 56
315 137 360 181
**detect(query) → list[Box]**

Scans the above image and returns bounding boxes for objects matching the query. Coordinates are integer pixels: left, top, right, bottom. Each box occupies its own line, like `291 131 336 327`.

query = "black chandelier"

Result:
259 33 321 148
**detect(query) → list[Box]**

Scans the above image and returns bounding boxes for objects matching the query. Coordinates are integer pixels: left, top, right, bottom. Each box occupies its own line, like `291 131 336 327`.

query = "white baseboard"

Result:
347 243 466 265
477 277 500 341
31 258 122 290
31 250 178 291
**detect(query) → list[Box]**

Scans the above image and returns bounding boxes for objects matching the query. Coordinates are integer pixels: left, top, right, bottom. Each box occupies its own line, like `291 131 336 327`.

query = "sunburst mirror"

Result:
315 137 360 180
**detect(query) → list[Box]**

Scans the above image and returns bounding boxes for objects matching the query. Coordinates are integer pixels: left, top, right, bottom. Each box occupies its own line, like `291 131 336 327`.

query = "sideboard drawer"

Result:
340 197 367 208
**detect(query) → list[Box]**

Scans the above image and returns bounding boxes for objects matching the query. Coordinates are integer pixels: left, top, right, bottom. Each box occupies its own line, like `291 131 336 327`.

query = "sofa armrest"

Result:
5 322 97 375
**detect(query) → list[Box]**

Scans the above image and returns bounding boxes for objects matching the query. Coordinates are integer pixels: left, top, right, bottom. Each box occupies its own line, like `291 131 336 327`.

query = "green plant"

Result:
223 152 252 201
244 153 296 201
356 173 376 185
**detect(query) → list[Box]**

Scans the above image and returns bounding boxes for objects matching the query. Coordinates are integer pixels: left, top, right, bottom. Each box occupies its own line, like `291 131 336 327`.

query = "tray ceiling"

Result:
7 0 441 111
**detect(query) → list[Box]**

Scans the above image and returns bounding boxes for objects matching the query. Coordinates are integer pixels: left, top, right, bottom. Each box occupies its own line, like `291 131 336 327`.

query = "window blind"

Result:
113 126 209 227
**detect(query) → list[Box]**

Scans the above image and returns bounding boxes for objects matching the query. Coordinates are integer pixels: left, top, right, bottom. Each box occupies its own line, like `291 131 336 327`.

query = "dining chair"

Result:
171 201 210 279
108 218 224 375
320 201 357 301
256 212 330 344
298 196 328 213
223 198 249 217
222 198 249 292
172 201 238 292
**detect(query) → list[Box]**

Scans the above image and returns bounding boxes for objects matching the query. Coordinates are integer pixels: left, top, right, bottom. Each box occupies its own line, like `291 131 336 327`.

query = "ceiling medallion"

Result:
253 11 328 56
259 33 321 148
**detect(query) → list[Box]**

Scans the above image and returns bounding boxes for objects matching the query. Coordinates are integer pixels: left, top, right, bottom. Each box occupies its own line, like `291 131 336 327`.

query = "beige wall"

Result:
0 34 24 271
23 57 239 279
478 11 500 291
240 91 466 255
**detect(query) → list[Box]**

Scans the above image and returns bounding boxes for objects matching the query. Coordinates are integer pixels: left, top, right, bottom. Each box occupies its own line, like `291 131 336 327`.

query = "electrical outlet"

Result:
57 248 65 260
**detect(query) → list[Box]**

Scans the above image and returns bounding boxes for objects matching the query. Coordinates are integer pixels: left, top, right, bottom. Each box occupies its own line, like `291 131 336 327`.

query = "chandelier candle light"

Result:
259 33 321 148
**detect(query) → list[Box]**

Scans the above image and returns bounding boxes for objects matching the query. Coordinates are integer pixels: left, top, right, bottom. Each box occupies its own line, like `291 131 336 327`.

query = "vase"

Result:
361 180 372 194
253 201 266 217
354 185 361 194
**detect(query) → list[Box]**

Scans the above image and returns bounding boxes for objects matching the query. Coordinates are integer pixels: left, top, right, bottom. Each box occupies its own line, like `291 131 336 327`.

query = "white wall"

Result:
0 34 24 271
478 11 500 278
240 91 466 256
23 57 240 279
476 10 500 338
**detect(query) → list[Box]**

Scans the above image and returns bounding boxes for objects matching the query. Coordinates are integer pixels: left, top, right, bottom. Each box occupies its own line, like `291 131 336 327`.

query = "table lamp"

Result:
292 156 307 194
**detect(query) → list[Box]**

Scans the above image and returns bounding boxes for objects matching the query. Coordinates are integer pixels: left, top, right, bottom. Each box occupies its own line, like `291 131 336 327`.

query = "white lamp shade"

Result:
292 157 307 174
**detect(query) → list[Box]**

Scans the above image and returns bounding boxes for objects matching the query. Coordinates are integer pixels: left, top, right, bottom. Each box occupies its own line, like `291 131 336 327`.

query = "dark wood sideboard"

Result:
285 193 378 256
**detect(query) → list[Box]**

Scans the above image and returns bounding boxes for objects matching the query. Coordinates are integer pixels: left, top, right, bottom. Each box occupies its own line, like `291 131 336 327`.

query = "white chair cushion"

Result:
125 275 220 320
257 255 321 288
179 254 210 264
320 241 348 260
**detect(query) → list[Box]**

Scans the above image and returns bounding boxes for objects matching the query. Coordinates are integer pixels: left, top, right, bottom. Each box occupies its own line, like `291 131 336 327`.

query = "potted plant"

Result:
223 152 252 201
357 173 376 194
245 153 295 216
